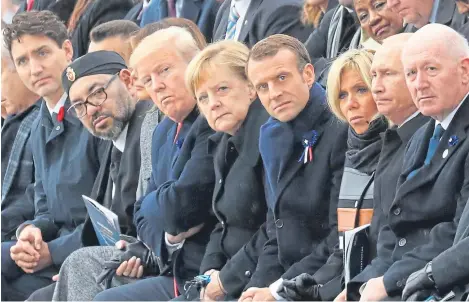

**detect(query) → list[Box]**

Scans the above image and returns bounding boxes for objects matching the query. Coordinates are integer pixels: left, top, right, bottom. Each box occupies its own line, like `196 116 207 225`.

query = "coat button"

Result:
396 280 403 288
55 126 61 131
393 207 401 216
245 270 252 277
398 238 407 247
275 219 283 228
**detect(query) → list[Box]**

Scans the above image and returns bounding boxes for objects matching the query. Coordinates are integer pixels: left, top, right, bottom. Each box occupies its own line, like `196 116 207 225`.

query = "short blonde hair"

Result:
326 49 374 121
185 40 250 99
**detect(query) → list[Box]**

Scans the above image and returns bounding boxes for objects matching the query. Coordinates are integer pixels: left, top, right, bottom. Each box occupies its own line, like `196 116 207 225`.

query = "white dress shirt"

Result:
228 0 251 41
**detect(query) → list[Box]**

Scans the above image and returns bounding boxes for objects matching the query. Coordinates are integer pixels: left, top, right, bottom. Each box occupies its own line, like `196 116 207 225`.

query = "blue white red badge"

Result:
298 130 319 164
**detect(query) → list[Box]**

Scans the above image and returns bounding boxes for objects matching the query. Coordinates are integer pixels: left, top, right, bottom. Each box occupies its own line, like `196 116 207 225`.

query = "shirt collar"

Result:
435 91 469 130
231 0 251 19
113 123 129 152
47 93 67 116
398 110 420 128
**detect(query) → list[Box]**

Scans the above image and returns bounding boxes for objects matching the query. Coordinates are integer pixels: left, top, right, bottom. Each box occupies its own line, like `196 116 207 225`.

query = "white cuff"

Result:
164 233 185 248
269 278 285 301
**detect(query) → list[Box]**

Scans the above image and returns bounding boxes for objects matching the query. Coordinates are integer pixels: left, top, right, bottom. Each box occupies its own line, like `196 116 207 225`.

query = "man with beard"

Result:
62 50 152 246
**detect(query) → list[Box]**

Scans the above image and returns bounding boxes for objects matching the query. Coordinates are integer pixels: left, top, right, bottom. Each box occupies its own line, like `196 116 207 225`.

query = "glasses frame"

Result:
68 73 120 118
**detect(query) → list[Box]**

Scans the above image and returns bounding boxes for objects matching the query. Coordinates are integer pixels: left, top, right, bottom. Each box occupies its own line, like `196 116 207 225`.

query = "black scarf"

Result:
345 115 388 174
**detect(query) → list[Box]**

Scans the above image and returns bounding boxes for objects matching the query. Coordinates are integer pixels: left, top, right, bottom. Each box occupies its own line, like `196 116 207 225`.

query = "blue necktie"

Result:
226 5 240 40
407 124 444 180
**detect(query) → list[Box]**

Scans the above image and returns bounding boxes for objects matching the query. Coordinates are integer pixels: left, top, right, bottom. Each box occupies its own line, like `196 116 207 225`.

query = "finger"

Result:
136 265 144 279
20 266 35 274
18 241 40 258
32 229 43 250
124 257 136 276
15 259 38 269
129 258 141 278
12 251 37 262
52 274 59 282
116 261 128 276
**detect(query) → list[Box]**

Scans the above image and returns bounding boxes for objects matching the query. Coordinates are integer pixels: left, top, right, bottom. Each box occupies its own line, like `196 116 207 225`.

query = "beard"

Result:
91 95 134 140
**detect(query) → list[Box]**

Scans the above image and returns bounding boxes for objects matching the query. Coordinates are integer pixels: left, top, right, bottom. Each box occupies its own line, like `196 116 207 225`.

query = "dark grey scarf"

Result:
345 115 389 174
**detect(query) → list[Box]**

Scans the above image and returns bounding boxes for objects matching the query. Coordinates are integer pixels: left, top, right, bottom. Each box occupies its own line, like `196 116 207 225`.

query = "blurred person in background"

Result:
1 20 41 243
67 0 134 59
349 0 404 50
212 0 310 47
302 0 338 28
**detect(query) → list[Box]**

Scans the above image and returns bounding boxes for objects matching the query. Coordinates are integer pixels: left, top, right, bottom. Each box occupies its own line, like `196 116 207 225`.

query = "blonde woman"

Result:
277 49 388 301
185 40 270 301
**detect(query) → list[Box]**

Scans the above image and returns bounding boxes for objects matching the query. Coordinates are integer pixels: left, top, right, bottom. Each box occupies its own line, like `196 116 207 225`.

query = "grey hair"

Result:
138 26 200 62
1 32 15 70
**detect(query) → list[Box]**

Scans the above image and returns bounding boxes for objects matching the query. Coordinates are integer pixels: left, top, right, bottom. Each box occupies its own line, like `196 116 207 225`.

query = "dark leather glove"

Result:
278 273 321 301
403 262 436 301
96 239 160 289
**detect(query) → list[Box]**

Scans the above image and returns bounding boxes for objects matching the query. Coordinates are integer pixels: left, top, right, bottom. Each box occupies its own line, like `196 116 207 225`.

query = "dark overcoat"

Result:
199 100 270 298
242 83 348 290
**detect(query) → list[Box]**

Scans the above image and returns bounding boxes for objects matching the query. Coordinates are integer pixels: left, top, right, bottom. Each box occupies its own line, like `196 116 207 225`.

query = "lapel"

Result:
209 132 228 206
397 97 469 200
158 0 168 19
215 1 230 41
45 98 80 144
273 84 328 207
237 0 262 43
434 0 455 26
1 104 40 202
181 0 202 23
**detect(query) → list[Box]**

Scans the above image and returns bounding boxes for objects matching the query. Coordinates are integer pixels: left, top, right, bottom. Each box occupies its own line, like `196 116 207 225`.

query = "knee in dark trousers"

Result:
27 282 56 301
94 276 176 301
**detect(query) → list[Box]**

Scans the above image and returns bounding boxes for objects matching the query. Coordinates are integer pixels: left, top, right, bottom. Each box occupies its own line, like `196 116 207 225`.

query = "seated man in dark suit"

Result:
400 26 469 302
237 34 348 302
49 27 215 301
1 11 106 300
387 0 465 30
1 25 41 242
212 0 310 47
343 23 469 301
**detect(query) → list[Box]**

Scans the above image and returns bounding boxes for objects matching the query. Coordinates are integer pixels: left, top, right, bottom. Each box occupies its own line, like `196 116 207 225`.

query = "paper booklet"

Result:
341 223 371 288
82 195 121 246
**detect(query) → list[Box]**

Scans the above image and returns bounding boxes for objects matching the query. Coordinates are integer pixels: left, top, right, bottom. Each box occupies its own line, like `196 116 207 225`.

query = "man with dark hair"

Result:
89 20 139 64
1 11 106 300
237 34 347 302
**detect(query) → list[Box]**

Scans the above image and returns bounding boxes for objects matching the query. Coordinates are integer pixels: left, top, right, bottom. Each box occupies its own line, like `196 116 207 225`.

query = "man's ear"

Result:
460 57 469 85
247 82 257 102
302 63 315 88
119 69 133 91
62 40 74 62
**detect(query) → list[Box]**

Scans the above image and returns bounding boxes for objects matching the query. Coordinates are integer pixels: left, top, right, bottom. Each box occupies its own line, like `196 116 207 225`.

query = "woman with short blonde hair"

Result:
326 48 374 123
185 40 270 301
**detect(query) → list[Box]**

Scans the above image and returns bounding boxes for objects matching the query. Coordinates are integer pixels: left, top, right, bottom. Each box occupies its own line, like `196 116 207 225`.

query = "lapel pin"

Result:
448 135 459 147
443 149 449 159
298 130 319 164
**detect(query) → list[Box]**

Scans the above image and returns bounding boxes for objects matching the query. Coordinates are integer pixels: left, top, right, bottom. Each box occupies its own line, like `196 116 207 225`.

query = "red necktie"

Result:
57 107 65 122
173 122 182 144
27 0 35 11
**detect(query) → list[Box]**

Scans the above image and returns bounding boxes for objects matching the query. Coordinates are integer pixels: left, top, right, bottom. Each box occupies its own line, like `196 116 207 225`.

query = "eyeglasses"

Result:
68 73 119 118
